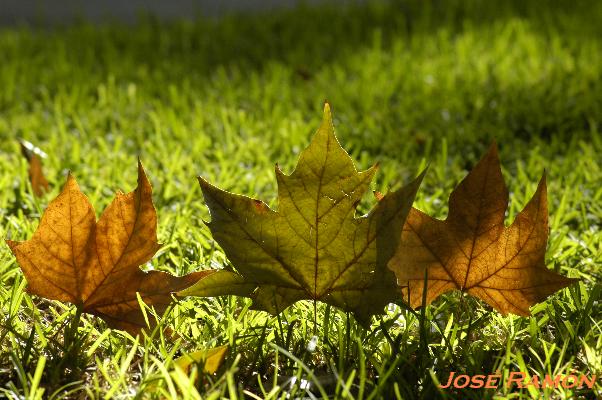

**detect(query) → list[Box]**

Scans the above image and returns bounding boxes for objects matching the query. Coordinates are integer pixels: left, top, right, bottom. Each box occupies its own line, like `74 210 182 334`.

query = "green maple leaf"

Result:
181 104 424 324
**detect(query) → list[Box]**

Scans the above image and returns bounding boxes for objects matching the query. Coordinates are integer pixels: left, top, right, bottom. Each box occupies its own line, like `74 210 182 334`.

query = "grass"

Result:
0 0 600 398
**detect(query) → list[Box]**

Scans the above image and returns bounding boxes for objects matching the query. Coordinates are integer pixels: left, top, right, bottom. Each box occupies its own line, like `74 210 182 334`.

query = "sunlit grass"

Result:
0 0 600 398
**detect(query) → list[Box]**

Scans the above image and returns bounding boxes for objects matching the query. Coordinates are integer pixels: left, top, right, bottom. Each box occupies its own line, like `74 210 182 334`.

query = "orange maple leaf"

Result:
8 162 209 333
389 145 577 315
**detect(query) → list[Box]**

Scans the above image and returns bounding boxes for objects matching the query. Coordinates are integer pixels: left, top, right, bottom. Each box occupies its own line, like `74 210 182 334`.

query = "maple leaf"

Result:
389 145 577 316
19 139 50 197
180 103 425 324
7 162 210 334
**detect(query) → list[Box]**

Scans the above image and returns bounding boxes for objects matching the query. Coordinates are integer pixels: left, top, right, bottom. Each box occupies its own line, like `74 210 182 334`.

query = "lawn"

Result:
0 0 600 398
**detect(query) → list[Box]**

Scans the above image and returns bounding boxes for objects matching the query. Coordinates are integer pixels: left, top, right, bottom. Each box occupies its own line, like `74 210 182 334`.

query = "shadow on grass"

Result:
0 0 600 151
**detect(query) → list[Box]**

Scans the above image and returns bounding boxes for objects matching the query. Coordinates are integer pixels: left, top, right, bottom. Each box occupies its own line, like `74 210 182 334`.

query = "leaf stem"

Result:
313 299 317 336
65 303 83 349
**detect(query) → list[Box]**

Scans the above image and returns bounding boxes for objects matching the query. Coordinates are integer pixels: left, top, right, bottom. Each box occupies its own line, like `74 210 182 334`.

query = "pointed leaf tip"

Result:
64 172 80 192
484 142 501 163
482 141 499 157
322 102 333 125
534 173 547 201
6 239 19 252
197 176 215 192
136 160 151 188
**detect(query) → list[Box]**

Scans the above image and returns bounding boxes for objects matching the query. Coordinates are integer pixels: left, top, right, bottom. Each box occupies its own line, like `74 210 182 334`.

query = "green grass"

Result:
0 0 600 398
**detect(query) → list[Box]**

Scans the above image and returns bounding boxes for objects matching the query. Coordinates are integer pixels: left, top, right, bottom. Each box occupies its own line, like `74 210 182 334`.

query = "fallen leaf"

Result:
180 103 425 324
174 345 228 374
19 139 50 197
8 162 210 333
389 144 577 315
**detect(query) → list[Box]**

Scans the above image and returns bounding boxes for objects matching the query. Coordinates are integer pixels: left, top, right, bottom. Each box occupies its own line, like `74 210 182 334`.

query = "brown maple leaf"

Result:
7 162 209 333
389 144 577 316
19 139 50 197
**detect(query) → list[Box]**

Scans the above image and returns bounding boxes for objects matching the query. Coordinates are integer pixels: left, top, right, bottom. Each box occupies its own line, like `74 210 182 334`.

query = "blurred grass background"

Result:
0 0 600 398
